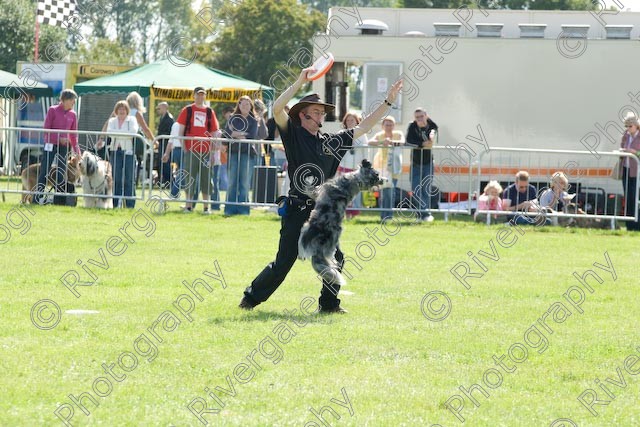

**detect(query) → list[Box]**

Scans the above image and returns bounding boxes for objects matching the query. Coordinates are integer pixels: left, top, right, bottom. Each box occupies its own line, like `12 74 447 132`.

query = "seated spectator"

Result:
538 171 575 212
475 180 504 222
502 170 537 223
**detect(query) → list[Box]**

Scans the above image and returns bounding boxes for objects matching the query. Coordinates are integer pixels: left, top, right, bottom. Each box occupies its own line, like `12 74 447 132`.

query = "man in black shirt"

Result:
239 68 403 314
156 102 174 188
405 108 438 221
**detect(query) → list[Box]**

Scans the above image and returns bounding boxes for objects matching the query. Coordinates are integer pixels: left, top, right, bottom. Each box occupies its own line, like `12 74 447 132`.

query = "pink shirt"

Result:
44 104 80 154
477 195 504 215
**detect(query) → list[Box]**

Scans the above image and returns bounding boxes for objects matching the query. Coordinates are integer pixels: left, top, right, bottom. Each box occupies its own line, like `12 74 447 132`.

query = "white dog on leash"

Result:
80 151 113 209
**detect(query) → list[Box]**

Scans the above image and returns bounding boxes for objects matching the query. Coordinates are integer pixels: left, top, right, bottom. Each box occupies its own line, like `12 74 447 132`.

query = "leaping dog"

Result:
298 159 384 286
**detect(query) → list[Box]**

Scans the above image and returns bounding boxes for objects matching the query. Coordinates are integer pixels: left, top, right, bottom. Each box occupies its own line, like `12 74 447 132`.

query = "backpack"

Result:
184 105 213 136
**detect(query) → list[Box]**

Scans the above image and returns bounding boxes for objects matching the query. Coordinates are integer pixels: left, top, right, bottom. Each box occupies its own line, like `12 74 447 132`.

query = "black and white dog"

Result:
298 159 384 286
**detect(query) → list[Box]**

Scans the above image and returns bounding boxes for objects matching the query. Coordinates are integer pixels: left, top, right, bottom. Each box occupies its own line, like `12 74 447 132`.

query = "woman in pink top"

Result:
34 89 80 205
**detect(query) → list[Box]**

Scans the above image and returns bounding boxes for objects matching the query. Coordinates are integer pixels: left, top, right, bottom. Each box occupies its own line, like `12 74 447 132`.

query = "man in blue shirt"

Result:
502 170 538 223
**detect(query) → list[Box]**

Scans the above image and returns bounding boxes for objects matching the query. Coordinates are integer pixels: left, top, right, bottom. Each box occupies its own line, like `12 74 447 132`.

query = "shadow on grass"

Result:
207 309 337 326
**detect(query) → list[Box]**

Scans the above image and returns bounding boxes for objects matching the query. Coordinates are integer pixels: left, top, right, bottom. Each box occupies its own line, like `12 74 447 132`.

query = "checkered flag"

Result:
37 0 76 27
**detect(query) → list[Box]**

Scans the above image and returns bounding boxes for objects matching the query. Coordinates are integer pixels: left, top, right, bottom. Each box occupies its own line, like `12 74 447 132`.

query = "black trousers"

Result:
35 145 68 205
244 204 344 309
622 167 639 231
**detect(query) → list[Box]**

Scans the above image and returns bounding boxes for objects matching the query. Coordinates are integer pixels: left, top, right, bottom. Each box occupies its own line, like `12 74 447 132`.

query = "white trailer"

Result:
307 7 640 200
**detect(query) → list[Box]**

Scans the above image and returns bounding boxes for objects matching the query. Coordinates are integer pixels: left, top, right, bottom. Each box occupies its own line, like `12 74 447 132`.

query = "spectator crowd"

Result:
22 86 640 231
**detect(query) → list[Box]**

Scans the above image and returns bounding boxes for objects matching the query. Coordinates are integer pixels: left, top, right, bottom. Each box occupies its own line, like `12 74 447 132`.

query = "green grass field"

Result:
1 197 639 427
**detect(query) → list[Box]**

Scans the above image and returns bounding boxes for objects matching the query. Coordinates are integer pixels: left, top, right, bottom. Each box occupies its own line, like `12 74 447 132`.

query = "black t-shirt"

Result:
157 112 174 136
405 119 438 165
278 118 354 198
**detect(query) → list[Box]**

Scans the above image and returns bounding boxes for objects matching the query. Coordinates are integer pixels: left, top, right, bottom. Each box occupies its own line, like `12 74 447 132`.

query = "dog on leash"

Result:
298 159 384 286
21 155 81 204
558 202 616 229
79 151 113 209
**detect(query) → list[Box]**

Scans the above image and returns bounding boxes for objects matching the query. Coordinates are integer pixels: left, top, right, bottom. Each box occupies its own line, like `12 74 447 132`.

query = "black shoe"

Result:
318 305 348 314
238 296 255 311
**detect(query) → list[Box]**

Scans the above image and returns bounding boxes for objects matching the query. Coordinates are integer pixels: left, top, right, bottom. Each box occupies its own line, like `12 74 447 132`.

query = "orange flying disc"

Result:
307 53 335 81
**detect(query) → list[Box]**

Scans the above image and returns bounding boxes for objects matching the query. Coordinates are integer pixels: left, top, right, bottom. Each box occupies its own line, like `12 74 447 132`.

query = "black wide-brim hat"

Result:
288 93 335 123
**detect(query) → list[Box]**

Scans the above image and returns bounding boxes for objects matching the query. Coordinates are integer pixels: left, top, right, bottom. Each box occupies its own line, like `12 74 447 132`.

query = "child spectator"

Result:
538 171 575 211
475 180 504 222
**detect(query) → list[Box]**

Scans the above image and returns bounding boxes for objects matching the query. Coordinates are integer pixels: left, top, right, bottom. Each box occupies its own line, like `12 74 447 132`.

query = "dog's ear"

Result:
361 159 371 169
86 157 96 176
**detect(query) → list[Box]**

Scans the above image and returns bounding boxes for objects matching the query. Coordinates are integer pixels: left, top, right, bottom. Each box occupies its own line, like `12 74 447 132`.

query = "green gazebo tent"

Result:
74 59 274 102
73 59 275 128
0 69 52 98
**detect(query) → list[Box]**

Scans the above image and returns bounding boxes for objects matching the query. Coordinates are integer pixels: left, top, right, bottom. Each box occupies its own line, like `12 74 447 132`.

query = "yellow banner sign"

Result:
151 86 263 102
77 64 130 78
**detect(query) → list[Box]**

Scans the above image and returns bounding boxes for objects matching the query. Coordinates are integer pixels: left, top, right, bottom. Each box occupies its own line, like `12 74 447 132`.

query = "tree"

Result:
502 0 595 9
156 0 208 61
70 38 135 65
0 0 66 73
300 0 397 15
399 0 473 7
398 0 595 8
73 0 206 64
202 0 326 86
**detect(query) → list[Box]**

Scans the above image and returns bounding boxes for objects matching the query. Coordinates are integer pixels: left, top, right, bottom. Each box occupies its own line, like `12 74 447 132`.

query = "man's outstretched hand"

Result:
386 79 403 104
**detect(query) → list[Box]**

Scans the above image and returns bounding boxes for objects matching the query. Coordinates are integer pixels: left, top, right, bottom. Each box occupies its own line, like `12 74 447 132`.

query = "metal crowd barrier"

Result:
343 144 474 218
6 129 634 228
149 135 275 211
0 127 152 207
475 147 639 227
147 137 474 218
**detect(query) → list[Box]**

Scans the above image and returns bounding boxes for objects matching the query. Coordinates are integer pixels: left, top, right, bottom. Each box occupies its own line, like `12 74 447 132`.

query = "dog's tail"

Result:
311 255 345 286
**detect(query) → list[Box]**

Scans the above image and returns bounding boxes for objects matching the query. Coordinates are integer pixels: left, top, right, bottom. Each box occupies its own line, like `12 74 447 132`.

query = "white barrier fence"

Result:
150 135 278 212
475 148 639 226
0 127 152 207
2 128 638 229
149 138 474 217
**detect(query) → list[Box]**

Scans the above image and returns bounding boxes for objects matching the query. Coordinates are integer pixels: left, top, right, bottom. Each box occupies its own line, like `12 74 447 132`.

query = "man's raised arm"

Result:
273 69 313 131
354 80 403 140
